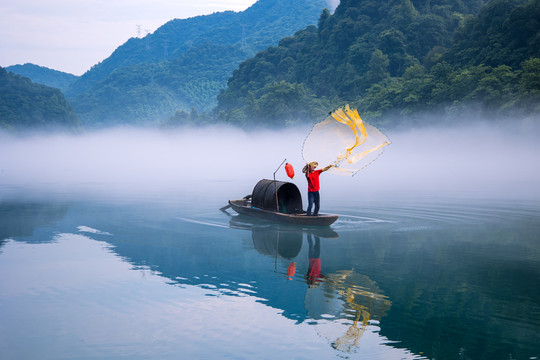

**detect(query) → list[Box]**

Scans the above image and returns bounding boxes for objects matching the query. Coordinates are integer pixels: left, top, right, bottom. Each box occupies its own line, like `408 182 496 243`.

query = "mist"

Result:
1 121 539 203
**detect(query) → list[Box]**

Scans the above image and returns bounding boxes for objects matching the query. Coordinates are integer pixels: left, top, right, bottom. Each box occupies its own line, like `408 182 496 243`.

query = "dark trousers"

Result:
307 233 320 258
307 191 320 216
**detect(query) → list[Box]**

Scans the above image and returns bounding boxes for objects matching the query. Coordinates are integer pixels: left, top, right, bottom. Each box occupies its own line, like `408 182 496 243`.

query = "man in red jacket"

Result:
303 161 333 216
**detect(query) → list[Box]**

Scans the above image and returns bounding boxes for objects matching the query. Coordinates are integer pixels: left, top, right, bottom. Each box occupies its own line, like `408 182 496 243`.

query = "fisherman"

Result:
302 161 333 216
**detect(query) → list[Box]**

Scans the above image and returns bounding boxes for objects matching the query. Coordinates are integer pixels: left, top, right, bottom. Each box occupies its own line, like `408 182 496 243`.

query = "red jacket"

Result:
306 170 322 192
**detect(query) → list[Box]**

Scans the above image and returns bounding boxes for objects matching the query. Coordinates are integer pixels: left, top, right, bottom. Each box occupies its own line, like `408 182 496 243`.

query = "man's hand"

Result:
322 164 334 172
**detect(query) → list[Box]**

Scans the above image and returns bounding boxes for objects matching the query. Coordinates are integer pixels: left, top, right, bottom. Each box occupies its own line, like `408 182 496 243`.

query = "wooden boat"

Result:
228 198 338 226
227 214 339 238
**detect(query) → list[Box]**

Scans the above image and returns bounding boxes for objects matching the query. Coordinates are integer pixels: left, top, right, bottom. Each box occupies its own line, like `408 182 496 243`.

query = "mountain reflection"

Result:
0 201 68 244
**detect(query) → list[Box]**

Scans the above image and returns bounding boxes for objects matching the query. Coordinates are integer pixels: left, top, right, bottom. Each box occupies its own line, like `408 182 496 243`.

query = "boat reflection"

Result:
251 225 303 261
229 213 337 260
228 214 392 353
228 213 339 238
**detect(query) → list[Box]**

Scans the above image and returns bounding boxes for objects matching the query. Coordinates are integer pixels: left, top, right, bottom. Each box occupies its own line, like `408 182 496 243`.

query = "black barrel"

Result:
251 179 303 214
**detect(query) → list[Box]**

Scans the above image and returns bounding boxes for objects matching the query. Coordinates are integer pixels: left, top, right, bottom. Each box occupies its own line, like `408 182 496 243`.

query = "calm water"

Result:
1 183 539 360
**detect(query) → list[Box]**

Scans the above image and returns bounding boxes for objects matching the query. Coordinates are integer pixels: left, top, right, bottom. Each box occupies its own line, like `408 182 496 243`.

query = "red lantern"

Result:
285 163 295 179
287 262 296 280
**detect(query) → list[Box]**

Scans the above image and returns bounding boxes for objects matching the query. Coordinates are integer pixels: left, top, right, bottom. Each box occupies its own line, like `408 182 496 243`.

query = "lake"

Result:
1 126 539 359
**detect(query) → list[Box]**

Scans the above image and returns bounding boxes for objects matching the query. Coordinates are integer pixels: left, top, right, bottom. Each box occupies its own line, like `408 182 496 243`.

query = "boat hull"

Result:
228 199 338 226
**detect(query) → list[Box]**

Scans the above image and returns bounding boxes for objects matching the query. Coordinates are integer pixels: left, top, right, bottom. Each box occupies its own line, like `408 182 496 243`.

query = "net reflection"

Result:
324 270 391 352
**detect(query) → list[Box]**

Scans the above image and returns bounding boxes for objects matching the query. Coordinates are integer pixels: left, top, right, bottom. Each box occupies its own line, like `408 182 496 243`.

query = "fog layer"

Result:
1 122 539 201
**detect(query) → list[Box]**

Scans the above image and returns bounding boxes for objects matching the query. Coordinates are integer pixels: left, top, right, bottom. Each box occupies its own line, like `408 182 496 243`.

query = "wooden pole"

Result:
273 158 287 212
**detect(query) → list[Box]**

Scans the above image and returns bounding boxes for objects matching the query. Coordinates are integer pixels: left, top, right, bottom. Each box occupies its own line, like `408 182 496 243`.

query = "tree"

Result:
0 68 80 131
364 50 391 84
520 57 540 94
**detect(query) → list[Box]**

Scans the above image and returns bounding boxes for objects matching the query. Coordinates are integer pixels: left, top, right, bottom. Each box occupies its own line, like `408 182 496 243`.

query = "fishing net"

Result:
302 105 390 176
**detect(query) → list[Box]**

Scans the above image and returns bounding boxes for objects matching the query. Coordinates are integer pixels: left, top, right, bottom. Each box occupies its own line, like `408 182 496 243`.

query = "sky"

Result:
0 0 260 76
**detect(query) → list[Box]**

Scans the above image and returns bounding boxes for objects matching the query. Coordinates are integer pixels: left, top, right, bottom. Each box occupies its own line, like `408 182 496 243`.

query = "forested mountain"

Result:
7 0 537 130
67 0 332 127
447 0 540 68
6 63 78 93
0 68 80 131
215 0 540 127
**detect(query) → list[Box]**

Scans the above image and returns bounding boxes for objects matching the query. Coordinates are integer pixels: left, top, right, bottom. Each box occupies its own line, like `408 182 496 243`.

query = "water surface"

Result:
1 185 538 360
1 125 539 359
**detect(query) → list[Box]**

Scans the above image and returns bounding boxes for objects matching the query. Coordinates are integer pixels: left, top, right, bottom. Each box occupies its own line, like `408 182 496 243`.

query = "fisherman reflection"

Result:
305 233 324 287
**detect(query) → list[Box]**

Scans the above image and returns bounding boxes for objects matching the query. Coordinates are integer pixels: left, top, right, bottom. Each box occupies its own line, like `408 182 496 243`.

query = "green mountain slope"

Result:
0 68 80 132
6 63 78 93
448 0 540 68
68 0 331 126
215 0 540 127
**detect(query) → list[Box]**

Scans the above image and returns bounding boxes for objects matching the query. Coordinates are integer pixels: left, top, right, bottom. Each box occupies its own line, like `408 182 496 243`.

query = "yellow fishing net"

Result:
302 105 390 176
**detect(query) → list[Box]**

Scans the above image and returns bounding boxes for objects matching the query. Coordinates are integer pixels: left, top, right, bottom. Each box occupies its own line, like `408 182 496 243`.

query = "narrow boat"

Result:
227 179 338 226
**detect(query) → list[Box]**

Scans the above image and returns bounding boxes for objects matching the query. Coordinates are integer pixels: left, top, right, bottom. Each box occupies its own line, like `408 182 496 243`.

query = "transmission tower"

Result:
136 24 142 38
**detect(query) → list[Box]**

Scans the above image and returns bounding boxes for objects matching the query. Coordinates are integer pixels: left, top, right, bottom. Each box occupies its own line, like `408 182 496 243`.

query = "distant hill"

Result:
66 0 332 127
0 67 80 132
6 63 78 93
215 0 540 127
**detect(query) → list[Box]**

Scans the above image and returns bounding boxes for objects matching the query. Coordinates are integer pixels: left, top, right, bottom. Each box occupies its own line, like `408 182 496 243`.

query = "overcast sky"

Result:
0 0 259 75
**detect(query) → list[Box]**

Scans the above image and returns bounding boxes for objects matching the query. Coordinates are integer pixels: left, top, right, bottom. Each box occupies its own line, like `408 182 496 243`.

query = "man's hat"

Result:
302 161 318 173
